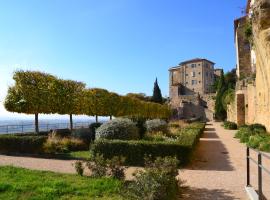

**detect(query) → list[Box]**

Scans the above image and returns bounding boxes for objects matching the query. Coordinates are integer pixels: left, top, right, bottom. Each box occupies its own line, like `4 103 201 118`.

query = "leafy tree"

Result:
151 78 163 104
83 88 110 122
4 70 57 133
52 79 85 130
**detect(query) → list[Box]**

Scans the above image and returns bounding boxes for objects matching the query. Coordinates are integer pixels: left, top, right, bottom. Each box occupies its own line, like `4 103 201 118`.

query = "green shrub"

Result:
145 119 168 134
125 156 180 200
89 122 102 141
0 135 47 154
91 139 190 166
249 123 266 133
223 121 237 130
107 156 126 180
86 154 108 178
259 140 270 152
51 129 71 138
96 118 139 140
72 128 93 144
247 135 264 149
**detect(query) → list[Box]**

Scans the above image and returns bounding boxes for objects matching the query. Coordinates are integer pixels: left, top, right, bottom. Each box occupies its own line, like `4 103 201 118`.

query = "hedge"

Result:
0 135 47 154
91 123 205 166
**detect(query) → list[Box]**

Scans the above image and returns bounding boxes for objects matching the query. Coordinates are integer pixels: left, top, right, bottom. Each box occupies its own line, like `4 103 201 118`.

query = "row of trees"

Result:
4 70 171 133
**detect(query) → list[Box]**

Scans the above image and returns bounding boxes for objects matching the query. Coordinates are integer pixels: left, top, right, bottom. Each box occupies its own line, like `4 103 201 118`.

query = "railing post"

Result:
258 153 263 200
247 147 250 187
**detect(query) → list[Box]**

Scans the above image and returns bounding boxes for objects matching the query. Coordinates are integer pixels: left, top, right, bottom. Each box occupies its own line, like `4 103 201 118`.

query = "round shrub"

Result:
96 118 139 140
249 123 266 133
223 121 237 130
145 119 168 134
72 128 93 144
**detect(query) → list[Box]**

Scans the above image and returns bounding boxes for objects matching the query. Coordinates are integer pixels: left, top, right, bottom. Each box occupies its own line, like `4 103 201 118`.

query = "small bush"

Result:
96 118 139 140
51 129 71 138
72 128 93 144
86 154 107 178
107 156 126 180
0 135 47 154
74 161 84 176
247 135 264 149
223 121 237 130
43 137 87 154
125 156 180 200
89 122 102 141
145 119 168 134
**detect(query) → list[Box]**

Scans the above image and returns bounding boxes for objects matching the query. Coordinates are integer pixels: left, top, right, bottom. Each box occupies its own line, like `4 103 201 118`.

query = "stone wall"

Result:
228 0 270 131
252 0 270 131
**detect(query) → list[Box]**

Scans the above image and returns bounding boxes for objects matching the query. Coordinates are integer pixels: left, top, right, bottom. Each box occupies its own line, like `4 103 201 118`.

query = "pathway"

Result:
180 122 270 200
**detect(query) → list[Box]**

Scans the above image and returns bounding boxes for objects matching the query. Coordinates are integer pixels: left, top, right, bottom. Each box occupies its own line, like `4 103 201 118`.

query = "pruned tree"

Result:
4 70 57 133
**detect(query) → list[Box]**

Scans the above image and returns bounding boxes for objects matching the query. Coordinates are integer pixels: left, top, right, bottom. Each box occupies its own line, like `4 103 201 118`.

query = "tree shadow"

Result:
187 125 234 171
179 186 241 200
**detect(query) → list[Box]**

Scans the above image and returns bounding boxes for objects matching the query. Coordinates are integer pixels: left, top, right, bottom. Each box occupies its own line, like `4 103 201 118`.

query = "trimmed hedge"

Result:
91 123 205 166
0 135 47 154
91 139 191 166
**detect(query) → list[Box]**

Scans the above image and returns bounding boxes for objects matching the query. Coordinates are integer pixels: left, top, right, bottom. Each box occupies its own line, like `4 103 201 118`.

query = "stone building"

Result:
227 0 270 131
169 58 218 121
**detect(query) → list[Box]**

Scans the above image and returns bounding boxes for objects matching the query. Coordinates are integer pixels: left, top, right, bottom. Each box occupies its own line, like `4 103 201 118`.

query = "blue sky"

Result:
0 0 246 119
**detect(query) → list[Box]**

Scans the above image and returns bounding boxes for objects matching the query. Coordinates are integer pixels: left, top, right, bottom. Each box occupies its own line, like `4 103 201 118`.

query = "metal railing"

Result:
0 122 91 134
247 147 270 200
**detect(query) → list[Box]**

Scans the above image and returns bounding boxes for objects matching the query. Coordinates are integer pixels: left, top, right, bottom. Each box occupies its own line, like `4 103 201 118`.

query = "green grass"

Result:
0 166 123 200
67 151 90 160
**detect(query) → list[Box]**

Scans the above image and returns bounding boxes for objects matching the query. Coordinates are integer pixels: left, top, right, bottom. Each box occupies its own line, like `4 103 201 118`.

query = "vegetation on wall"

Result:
214 69 237 121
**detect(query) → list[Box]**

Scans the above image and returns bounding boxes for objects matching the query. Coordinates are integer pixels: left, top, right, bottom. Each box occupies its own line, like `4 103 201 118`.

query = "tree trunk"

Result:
35 113 39 134
70 114 73 131
110 115 112 120
95 115 98 123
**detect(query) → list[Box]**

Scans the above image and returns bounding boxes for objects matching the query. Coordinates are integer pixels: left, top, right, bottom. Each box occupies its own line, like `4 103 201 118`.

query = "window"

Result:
191 71 195 77
192 80 197 85
186 82 188 85
206 72 208 77
198 72 201 75
185 74 188 76
199 81 201 83
191 63 196 68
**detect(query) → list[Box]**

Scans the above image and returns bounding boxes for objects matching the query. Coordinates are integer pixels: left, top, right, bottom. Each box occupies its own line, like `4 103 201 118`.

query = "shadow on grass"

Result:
179 186 241 200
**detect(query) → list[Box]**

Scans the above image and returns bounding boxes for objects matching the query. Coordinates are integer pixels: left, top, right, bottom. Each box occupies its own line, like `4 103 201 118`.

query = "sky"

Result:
0 0 246 119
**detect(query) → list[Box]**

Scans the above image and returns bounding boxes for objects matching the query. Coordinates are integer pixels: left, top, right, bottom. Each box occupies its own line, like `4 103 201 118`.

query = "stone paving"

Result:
180 122 270 200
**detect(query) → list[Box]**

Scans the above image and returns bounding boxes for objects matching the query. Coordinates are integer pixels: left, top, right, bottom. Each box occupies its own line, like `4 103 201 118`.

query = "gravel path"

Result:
180 122 270 200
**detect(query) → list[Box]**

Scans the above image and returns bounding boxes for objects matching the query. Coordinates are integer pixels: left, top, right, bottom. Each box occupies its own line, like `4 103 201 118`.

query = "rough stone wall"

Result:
235 16 252 78
252 0 270 131
227 100 237 123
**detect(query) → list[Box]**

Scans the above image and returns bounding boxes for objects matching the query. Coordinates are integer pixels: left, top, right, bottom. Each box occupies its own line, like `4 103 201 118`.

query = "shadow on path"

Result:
186 123 234 171
180 186 241 200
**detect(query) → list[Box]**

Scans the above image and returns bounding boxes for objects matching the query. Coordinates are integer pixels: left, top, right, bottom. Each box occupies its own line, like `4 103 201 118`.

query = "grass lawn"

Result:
0 166 123 200
67 151 90 160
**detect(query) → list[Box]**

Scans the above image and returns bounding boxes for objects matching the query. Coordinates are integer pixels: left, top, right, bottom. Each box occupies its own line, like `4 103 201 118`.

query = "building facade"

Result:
169 58 218 121
169 58 215 97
